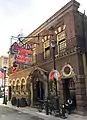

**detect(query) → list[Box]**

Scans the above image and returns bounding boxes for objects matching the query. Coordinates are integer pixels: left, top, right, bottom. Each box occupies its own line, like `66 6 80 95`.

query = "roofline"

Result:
28 0 80 36
22 0 80 44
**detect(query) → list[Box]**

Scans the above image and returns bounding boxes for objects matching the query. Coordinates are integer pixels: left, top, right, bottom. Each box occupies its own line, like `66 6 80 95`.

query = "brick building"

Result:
8 0 87 114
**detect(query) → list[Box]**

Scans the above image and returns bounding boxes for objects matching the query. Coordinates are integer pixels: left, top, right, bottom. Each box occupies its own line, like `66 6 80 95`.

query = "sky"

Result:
0 0 87 56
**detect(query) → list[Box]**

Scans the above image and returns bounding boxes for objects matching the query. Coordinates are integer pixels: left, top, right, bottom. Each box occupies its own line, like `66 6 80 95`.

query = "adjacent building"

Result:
0 55 9 98
0 56 9 87
8 0 87 114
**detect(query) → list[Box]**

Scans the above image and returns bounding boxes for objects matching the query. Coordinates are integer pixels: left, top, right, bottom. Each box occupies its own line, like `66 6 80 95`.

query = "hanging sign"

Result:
10 42 33 65
15 55 32 65
11 42 33 55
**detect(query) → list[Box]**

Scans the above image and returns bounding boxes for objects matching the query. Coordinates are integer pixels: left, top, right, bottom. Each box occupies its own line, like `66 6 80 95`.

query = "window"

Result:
43 36 50 59
21 84 25 92
59 39 66 52
3 58 8 65
57 31 66 42
44 47 50 59
44 40 50 48
56 25 66 53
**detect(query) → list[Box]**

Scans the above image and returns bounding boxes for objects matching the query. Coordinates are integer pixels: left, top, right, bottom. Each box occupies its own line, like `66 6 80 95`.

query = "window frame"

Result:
56 30 66 53
43 36 50 59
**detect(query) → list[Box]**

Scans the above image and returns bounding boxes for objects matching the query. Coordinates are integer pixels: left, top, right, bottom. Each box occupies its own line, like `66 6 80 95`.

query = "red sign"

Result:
15 55 32 63
11 42 33 65
11 42 33 55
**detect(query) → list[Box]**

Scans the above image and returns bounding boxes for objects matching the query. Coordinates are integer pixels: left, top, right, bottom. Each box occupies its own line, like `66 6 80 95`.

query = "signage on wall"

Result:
62 64 73 77
10 42 33 65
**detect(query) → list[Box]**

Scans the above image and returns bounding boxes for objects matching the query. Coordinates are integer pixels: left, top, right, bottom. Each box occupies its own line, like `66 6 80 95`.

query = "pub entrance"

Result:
36 80 44 101
62 78 77 108
29 67 47 106
33 79 44 106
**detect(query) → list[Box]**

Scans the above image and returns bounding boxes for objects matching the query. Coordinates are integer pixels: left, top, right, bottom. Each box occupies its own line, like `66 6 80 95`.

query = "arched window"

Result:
16 80 20 93
21 78 26 92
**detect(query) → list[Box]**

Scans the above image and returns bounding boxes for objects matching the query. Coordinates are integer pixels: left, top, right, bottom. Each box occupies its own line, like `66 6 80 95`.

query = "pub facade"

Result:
8 0 87 114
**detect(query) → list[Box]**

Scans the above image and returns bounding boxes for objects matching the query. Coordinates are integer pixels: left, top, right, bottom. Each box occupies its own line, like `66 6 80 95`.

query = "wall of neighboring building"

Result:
0 56 9 68
0 56 9 98
0 56 9 87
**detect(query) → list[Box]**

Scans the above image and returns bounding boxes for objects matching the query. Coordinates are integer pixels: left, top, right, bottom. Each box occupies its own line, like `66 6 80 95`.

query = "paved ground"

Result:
0 106 45 120
0 101 87 120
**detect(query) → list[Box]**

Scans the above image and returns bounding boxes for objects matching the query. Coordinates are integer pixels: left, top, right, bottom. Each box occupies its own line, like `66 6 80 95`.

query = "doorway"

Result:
33 80 44 105
62 78 76 108
36 80 44 101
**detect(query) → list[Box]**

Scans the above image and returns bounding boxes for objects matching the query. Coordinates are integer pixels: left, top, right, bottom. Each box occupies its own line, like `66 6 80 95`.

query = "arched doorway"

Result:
29 67 47 106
